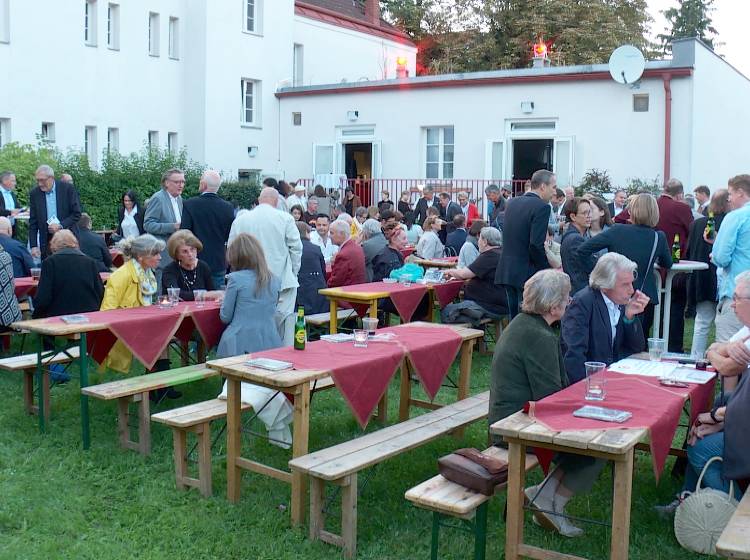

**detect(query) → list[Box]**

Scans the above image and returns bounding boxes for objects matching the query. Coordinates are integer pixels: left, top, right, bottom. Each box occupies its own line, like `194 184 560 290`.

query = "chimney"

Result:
365 0 380 26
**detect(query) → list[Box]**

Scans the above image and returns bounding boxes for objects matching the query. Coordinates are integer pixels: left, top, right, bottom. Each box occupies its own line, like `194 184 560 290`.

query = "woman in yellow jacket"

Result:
100 234 164 375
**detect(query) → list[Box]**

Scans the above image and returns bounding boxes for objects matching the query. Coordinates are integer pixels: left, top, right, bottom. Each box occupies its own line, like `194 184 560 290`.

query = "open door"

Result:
553 136 575 188
312 143 335 176
371 140 382 179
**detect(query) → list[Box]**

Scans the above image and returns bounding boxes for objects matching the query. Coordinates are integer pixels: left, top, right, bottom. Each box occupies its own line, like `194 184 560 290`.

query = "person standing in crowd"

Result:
445 214 467 256
29 165 82 260
711 174 750 343
161 230 218 301
343 187 362 217
328 219 366 289
456 191 479 227
116 190 145 239
303 196 319 226
607 189 627 218
687 189 729 359
693 185 711 216
181 170 234 288
413 185 437 226
309 214 338 263
229 187 302 346
0 217 33 278
295 221 328 315
415 215 445 259
77 213 113 272
289 205 304 223
313 185 331 216
262 177 287 211
286 183 307 211
550 188 566 222
404 211 423 245
361 218 386 281
437 192 462 223
0 171 21 236
587 197 612 238
398 191 412 216
485 184 505 230
560 197 592 295
561 253 648 383
144 168 184 292
377 190 393 213
495 169 556 317
577 193 672 346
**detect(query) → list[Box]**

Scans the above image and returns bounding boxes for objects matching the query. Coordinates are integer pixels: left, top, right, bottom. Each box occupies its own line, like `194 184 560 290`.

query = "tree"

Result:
658 0 717 53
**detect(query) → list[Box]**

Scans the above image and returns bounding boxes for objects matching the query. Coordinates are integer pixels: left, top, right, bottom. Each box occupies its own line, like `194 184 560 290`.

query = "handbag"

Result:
437 448 508 496
674 456 738 555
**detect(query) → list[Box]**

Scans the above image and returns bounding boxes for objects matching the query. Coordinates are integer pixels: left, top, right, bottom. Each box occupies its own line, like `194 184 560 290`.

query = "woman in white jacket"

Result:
415 215 445 259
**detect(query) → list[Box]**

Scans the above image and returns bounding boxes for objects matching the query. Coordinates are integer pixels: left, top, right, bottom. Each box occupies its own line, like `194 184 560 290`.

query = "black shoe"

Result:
165 387 182 399
150 388 166 403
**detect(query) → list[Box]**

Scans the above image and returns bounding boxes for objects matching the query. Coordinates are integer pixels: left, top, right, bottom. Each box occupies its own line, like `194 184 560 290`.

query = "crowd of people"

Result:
0 163 748 533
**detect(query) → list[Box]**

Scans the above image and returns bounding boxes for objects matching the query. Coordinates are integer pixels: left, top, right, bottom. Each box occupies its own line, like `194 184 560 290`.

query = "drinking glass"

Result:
353 329 368 348
648 338 666 362
193 289 207 308
584 361 607 401
167 287 180 307
362 317 378 336
30 268 41 280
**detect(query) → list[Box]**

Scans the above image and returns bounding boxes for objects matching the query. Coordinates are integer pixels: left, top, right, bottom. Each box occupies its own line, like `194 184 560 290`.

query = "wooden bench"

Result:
306 308 358 333
152 376 337 497
717 488 750 559
0 347 80 421
288 391 490 558
405 447 539 560
455 317 508 355
81 364 217 455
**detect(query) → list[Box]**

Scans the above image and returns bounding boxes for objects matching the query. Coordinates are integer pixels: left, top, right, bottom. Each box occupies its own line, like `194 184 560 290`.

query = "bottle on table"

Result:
294 306 306 350
704 211 716 240
671 234 681 263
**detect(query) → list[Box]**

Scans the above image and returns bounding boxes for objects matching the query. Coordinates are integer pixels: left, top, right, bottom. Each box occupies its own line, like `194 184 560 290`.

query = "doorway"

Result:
512 139 553 184
344 143 372 180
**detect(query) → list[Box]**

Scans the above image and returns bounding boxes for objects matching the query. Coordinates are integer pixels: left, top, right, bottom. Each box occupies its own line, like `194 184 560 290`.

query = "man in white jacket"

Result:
229 187 303 345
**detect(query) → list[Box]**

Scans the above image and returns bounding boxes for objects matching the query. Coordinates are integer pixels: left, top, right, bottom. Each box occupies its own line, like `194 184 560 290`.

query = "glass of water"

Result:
167 287 180 307
648 338 666 362
353 329 368 348
193 289 207 307
584 361 607 401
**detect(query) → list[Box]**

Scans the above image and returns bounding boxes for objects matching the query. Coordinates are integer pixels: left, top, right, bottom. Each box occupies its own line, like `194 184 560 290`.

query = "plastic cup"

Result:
193 289 207 307
648 338 666 362
362 317 378 336
30 268 41 280
353 329 368 348
584 361 607 401
167 287 180 307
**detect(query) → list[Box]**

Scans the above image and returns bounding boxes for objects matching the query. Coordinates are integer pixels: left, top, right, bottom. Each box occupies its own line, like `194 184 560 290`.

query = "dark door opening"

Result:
344 143 372 180
512 139 553 188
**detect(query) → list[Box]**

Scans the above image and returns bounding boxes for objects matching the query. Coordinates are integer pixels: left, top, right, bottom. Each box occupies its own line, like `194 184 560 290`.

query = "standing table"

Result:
652 260 708 340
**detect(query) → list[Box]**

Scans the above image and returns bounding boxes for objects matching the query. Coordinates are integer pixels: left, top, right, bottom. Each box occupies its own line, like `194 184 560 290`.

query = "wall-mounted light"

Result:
347 110 359 122
521 101 535 114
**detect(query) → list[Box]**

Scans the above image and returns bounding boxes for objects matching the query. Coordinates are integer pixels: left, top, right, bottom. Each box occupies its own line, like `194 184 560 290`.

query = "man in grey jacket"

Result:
144 168 184 291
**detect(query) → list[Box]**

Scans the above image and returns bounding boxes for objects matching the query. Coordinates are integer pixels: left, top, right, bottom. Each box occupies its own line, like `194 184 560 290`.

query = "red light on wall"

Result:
396 56 408 67
396 56 409 78
533 41 547 59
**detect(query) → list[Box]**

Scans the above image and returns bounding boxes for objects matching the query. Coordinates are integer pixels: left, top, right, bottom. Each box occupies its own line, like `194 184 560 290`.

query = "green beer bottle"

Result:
705 211 716 240
671 234 681 263
294 307 306 350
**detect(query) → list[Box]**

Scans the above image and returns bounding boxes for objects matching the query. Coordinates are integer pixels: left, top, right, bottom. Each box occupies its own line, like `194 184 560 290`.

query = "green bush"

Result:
576 169 613 198
221 180 261 210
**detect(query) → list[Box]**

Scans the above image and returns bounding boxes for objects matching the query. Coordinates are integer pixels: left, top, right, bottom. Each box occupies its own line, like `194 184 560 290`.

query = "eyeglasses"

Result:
733 294 750 302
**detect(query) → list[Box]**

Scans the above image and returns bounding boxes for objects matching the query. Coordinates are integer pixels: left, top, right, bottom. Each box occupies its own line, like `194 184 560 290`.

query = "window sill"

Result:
242 30 263 38
0 40 9 45
240 124 262 130
108 46 120 52
85 42 98 48
169 55 180 61
149 53 160 58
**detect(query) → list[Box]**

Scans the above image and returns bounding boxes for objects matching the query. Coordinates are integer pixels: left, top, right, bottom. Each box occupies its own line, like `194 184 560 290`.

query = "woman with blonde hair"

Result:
415 215 445 259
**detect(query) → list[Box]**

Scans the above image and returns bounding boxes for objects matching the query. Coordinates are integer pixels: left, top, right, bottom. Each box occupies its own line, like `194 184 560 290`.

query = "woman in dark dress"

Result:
295 222 328 314
161 230 218 301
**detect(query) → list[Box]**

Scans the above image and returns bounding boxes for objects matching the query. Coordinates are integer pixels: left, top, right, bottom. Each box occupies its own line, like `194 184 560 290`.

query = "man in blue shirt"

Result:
0 171 21 236
29 165 81 259
711 174 750 342
0 217 33 277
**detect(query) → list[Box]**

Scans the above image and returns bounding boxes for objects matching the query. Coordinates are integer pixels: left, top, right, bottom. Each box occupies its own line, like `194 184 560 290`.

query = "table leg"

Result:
427 290 435 322
662 270 675 348
35 334 45 434
79 333 90 450
329 299 339 334
369 300 378 319
398 361 411 422
291 382 311 526
504 441 526 560
226 377 242 503
610 450 634 560
453 339 475 438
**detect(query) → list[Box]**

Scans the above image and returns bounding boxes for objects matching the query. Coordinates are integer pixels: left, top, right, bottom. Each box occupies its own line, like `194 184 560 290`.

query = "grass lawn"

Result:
0 322 709 559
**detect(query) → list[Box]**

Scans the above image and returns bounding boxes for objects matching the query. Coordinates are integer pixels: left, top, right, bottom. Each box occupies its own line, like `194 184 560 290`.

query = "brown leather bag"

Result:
437 448 509 496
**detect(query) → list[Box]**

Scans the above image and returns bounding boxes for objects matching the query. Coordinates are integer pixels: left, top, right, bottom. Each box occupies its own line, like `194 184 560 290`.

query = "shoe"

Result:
150 388 166 403
165 387 182 399
654 498 681 518
49 364 71 384
524 486 558 532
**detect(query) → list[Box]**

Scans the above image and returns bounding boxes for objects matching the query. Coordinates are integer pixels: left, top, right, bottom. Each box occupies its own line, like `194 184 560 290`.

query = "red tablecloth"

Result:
401 246 416 259
250 324 464 427
14 277 36 298
47 301 224 369
431 280 464 308
339 281 429 322
529 372 716 479
110 249 125 267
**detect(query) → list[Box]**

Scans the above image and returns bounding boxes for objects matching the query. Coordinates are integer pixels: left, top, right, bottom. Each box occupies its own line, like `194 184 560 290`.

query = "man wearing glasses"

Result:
29 165 81 259
144 168 185 291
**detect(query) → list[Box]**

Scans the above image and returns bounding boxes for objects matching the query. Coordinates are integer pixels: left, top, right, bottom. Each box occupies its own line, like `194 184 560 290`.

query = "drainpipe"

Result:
662 73 672 183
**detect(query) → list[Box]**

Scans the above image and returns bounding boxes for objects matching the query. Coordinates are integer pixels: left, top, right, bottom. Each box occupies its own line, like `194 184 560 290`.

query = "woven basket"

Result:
674 456 738 555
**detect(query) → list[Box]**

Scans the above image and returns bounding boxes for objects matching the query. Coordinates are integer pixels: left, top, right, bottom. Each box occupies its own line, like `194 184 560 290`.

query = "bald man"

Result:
228 187 302 345
0 216 34 277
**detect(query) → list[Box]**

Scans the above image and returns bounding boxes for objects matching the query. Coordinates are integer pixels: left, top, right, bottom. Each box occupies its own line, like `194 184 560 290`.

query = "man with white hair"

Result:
328 219 366 289
0 216 34 277
182 170 235 288
561 252 650 383
29 164 81 259
286 183 307 212
229 187 302 345
0 171 21 236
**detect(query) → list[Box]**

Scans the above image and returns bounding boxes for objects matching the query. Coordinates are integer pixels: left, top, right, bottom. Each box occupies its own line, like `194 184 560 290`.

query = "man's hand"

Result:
31 247 40 259
10 209 20 217
703 231 715 245
726 336 750 366
174 222 181 231
624 290 650 319
443 269 460 280
47 222 62 234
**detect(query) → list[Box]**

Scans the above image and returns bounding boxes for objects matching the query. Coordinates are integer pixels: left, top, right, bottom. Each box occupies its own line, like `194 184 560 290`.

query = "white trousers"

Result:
690 300 717 358
276 287 298 347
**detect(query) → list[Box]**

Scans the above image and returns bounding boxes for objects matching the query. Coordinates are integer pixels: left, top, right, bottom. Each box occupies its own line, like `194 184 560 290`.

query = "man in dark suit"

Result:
0 171 22 236
29 165 82 260
0 216 33 277
495 169 556 317
607 189 627 219
77 213 113 272
445 214 467 256
328 220 366 289
413 186 437 226
562 253 649 382
181 170 234 288
485 184 505 229
693 185 711 216
437 192 462 222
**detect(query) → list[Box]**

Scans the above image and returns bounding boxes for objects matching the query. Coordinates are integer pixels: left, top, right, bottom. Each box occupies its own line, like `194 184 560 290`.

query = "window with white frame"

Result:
41 122 55 143
148 12 160 56
425 126 454 179
85 126 98 167
0 119 10 147
293 44 304 86
85 0 98 46
148 130 159 150
244 0 262 34
107 3 119 50
107 127 119 153
241 79 260 126
168 17 179 59
167 132 178 154
0 0 10 44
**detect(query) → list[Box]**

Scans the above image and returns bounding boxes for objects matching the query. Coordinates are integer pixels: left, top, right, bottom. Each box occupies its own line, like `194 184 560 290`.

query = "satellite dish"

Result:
608 45 645 85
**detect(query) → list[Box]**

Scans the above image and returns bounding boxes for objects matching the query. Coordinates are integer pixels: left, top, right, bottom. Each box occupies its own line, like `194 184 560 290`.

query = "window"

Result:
167 132 178 154
168 17 179 59
238 169 261 185
107 3 119 50
148 130 159 150
425 126 454 179
241 79 260 126
85 0 98 46
148 12 160 56
107 127 119 153
633 94 649 112
41 122 55 143
85 126 98 167
293 44 304 87
292 112 302 126
0 118 10 147
243 0 262 34
0 0 9 44
510 121 556 131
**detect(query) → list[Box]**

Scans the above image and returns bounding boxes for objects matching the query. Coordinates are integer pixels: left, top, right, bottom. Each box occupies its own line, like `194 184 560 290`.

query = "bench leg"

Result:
431 511 441 560
116 397 131 450
41 370 51 424
23 371 34 415
116 394 151 455
341 473 358 559
309 476 326 541
172 428 189 491
136 392 151 455
196 422 212 498
474 501 488 560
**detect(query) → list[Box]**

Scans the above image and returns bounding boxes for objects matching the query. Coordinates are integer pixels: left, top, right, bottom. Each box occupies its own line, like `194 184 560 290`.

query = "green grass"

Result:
0 324 708 559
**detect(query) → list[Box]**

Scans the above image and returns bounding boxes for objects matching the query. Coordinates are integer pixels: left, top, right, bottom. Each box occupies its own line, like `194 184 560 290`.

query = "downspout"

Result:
662 73 672 182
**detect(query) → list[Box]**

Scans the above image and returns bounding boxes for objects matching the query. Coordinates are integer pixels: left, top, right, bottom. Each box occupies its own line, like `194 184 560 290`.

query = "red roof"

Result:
295 1 416 47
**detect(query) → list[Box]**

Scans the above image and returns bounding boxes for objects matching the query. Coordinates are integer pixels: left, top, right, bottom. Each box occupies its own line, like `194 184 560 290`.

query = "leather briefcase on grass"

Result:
438 448 509 496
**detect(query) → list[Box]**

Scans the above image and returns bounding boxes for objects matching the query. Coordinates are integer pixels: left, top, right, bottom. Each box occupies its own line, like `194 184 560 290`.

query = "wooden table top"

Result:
11 317 109 337
207 322 483 388
490 411 646 455
410 257 458 269
318 286 391 301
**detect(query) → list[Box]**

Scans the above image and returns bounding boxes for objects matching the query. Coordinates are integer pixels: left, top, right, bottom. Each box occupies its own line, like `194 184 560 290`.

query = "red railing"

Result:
295 178 527 215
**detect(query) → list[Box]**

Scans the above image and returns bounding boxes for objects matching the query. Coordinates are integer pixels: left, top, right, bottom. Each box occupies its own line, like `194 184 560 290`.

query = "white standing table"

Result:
652 260 708 340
